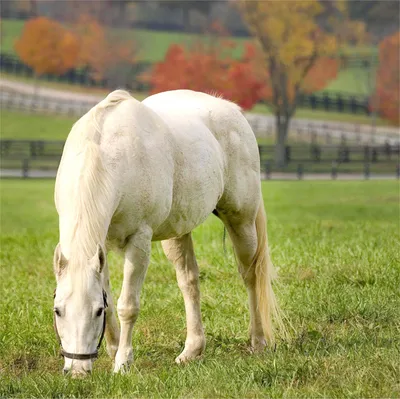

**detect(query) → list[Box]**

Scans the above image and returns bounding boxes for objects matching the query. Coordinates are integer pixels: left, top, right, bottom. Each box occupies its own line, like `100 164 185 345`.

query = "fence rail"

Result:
1 140 399 180
2 88 399 146
1 52 373 114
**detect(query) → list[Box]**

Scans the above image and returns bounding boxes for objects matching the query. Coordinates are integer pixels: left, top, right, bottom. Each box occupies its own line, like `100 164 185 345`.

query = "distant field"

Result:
0 109 391 142
0 180 399 398
1 110 75 140
1 18 377 96
0 18 248 63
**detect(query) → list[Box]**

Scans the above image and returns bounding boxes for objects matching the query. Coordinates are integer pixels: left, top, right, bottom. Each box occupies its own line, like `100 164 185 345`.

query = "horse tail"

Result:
253 197 286 345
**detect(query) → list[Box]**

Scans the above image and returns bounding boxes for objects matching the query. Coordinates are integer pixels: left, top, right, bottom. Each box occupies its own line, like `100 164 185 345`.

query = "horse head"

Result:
53 243 108 377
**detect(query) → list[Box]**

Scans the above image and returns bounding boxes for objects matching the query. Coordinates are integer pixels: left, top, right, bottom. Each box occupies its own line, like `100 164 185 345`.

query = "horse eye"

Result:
54 308 61 317
96 308 104 317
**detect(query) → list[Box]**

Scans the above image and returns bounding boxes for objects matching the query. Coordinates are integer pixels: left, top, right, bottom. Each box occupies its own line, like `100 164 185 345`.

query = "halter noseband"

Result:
53 290 108 360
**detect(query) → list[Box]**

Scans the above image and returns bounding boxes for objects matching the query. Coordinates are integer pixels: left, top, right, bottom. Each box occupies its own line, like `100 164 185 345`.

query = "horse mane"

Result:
69 90 132 270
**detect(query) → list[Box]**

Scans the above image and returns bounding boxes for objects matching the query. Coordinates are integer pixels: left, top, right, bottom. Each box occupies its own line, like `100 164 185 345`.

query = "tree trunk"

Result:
118 2 126 27
33 72 40 100
183 6 191 32
275 116 290 168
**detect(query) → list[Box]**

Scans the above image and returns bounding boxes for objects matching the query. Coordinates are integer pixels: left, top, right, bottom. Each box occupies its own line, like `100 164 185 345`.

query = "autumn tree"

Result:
237 0 342 166
15 17 79 79
73 15 138 86
374 32 400 125
146 30 265 110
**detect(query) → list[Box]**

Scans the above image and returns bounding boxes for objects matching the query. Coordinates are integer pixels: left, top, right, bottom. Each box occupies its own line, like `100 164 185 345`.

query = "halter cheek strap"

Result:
53 290 108 361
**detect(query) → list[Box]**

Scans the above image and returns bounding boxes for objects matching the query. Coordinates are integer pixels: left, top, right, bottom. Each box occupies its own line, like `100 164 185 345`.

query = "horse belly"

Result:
152 143 224 241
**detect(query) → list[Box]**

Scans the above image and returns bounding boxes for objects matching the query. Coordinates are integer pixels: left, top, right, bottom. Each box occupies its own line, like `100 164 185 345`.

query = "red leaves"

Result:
303 57 339 93
147 36 339 111
147 41 265 110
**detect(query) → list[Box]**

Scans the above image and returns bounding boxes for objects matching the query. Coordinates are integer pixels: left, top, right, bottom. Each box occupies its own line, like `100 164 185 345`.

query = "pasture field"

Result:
1 18 378 61
1 18 377 96
0 110 76 141
0 179 399 398
0 107 390 142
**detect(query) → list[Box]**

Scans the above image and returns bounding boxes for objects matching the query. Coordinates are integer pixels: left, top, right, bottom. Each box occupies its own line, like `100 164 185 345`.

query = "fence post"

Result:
364 145 370 162
297 164 303 180
384 141 391 160
372 148 378 163
265 161 271 180
22 159 29 179
297 127 302 141
396 164 400 179
326 131 331 144
331 162 337 180
285 146 291 164
311 144 321 162
311 130 317 144
30 141 36 157
364 163 370 180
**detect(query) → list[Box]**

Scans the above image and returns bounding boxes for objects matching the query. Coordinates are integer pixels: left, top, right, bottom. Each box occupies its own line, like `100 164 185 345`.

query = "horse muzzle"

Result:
63 358 93 378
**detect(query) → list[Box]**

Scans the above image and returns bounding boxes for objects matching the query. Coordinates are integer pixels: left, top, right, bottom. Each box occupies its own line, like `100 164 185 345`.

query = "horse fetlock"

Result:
106 343 119 360
175 335 205 364
251 335 267 352
113 347 133 373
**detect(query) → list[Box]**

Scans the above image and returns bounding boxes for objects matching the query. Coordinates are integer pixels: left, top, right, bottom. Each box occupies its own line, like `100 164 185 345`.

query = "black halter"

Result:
53 289 108 360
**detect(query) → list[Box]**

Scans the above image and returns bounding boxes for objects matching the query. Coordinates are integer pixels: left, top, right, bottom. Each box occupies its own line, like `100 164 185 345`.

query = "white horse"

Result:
53 89 283 376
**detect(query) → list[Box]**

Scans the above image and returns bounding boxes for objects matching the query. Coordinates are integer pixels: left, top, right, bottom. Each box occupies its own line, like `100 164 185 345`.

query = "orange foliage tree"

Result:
374 32 400 125
14 17 79 77
73 15 138 85
238 0 340 165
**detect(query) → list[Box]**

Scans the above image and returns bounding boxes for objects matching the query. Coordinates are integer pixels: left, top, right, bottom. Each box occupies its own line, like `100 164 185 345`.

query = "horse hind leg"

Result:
162 233 206 364
216 202 282 351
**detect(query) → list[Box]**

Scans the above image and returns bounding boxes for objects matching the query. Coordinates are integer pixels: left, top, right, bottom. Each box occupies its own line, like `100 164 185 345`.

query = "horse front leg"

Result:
103 262 120 360
114 228 152 373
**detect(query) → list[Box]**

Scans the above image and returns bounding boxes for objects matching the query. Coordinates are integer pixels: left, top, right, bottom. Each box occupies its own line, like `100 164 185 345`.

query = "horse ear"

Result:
53 243 68 277
91 244 106 274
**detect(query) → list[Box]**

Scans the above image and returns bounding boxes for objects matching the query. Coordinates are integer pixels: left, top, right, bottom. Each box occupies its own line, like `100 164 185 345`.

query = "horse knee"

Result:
117 300 140 323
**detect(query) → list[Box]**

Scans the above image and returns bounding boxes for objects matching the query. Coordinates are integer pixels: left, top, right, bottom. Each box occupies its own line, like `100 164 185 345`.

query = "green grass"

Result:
0 18 248 63
0 110 76 140
323 67 372 95
0 18 378 62
0 106 391 143
252 104 391 126
0 180 399 397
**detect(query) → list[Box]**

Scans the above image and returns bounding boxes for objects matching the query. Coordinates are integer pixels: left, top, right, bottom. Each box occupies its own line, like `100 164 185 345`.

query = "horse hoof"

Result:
175 346 204 364
113 362 131 374
251 337 267 353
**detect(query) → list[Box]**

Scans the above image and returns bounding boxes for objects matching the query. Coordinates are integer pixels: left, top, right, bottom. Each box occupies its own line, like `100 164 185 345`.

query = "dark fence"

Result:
0 53 152 92
259 143 400 178
1 140 399 179
0 52 372 114
2 88 398 148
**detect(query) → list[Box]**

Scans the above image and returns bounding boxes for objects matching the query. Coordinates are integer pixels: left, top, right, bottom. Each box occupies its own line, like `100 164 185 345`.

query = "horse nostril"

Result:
63 368 70 376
